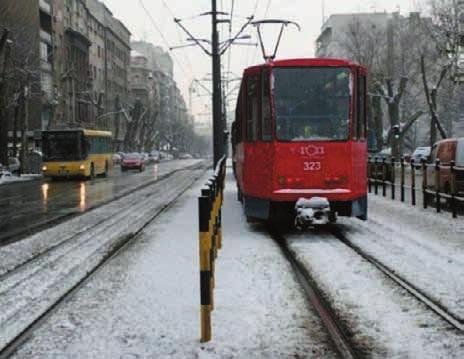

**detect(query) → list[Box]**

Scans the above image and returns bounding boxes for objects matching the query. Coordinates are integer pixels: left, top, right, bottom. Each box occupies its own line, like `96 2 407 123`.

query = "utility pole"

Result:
0 28 11 167
21 79 29 175
211 0 223 166
172 8 253 166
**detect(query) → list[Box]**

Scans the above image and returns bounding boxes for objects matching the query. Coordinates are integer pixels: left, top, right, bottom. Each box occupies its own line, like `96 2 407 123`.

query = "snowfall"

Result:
1 167 463 358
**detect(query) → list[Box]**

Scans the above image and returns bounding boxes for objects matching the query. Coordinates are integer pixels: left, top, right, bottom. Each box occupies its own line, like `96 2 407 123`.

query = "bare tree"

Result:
341 15 425 156
419 0 464 145
0 24 41 172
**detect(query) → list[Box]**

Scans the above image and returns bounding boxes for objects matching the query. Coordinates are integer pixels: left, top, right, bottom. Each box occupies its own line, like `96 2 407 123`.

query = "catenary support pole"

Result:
212 0 224 167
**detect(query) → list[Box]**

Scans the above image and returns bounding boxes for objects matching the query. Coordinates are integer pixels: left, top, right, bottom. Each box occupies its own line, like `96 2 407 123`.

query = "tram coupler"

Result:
295 197 332 229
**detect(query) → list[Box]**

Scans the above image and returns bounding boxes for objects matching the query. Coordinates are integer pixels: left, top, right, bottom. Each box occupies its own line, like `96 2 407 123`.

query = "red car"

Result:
121 153 146 172
232 58 368 225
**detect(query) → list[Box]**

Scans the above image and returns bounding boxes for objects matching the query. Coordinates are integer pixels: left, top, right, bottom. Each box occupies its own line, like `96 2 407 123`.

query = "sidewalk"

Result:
12 170 337 358
0 172 42 186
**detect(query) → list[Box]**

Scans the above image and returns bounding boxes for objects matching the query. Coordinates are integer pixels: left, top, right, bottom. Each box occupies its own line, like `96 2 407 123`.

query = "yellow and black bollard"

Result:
199 193 212 342
198 156 227 343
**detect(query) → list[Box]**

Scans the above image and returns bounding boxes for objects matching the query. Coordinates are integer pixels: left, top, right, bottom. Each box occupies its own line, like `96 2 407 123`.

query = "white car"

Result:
0 169 13 180
411 146 431 167
8 157 20 175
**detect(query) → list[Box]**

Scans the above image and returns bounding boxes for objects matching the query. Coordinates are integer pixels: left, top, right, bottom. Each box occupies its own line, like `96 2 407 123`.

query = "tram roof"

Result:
244 58 365 74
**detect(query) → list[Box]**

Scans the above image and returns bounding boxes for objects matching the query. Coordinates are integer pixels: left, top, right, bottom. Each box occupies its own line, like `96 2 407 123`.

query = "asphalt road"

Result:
0 159 204 244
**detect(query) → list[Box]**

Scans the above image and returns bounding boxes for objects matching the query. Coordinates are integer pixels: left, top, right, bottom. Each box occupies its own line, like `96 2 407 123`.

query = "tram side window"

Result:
247 75 258 142
235 87 243 143
261 69 272 141
356 73 367 140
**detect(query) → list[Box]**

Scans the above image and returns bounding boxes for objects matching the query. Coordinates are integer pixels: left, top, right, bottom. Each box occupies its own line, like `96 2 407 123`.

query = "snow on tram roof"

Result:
244 58 365 74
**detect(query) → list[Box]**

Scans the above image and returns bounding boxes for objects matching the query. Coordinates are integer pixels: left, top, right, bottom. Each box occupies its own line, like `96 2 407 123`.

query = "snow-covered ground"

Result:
0 168 206 353
5 167 463 357
0 161 206 276
338 193 464 322
286 231 464 358
10 173 338 358
0 172 42 185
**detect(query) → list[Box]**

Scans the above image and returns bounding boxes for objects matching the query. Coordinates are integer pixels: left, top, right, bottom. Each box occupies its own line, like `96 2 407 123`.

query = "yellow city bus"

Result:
42 129 113 179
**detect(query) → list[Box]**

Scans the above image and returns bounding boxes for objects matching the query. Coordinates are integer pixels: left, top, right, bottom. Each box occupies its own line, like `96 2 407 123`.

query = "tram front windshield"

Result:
273 67 351 141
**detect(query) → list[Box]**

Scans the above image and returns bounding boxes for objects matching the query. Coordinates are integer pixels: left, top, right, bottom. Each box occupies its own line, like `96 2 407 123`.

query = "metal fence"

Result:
368 157 464 218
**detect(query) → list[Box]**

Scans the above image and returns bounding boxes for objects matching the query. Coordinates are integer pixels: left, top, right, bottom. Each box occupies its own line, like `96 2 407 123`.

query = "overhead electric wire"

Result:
226 0 235 87
223 0 236 114
240 0 260 70
137 0 209 114
137 0 187 74
250 0 271 66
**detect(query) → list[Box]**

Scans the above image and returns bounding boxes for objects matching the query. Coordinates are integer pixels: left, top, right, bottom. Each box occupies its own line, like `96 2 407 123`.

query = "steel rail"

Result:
269 227 359 359
0 163 207 289
331 227 464 332
0 169 206 358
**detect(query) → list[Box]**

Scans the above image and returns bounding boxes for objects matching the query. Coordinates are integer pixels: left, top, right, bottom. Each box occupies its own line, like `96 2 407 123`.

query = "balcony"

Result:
40 60 52 72
39 0 51 14
40 30 52 44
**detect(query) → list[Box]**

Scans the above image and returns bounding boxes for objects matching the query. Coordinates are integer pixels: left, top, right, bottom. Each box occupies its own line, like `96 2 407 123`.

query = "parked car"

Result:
149 151 160 163
178 153 193 159
0 169 13 181
427 138 464 195
411 146 431 167
370 148 394 181
8 157 20 175
141 152 150 163
121 153 146 172
112 153 122 165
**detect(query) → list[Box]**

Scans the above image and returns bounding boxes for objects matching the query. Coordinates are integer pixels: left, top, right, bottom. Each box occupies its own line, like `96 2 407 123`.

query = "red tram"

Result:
231 58 368 226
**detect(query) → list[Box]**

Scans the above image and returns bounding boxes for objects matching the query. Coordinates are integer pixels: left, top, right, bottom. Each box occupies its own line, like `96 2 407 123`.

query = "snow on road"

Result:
287 230 464 358
11 173 338 359
0 168 205 353
0 160 205 276
337 193 464 321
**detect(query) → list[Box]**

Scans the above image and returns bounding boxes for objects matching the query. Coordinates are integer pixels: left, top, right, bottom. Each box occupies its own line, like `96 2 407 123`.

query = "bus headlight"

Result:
79 164 85 171
42 165 47 172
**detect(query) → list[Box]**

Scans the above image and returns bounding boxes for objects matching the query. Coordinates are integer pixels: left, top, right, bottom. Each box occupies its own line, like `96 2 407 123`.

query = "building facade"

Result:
0 0 54 150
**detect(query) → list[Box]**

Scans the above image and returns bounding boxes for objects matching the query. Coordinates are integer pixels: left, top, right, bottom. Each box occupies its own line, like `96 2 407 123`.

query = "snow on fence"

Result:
368 157 464 218
198 156 226 342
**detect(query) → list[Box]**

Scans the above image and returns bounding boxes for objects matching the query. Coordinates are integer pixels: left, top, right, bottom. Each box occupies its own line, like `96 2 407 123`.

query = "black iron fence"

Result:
368 157 464 218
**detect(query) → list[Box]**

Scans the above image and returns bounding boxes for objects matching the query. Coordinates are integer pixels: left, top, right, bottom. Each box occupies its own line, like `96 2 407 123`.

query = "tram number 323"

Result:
303 161 322 171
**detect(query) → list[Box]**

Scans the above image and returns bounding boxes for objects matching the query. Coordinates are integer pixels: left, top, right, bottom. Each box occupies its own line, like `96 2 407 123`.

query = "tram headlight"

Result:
42 165 47 172
79 164 85 171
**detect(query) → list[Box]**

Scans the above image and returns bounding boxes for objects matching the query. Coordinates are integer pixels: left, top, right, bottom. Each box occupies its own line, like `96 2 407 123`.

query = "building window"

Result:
40 42 48 61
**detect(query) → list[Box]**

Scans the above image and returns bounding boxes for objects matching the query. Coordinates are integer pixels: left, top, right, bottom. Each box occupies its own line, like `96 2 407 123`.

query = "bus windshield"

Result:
273 67 351 141
43 131 85 161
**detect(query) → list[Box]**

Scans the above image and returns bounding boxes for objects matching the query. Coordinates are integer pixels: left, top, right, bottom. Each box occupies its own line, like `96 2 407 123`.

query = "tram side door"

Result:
253 68 274 198
244 69 273 197
353 70 368 193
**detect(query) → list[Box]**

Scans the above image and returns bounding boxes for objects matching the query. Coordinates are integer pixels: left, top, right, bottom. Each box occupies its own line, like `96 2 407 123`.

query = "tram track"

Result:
0 167 207 358
0 161 207 247
271 223 463 358
269 227 359 359
0 162 208 279
330 227 464 332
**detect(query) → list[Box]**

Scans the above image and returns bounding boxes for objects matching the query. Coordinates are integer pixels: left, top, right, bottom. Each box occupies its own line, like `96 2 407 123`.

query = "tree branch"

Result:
395 76 408 103
399 111 423 140
435 63 449 90
420 55 434 116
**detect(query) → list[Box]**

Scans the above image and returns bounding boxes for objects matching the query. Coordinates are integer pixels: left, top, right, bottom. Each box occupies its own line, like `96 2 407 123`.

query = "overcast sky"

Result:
104 0 422 119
